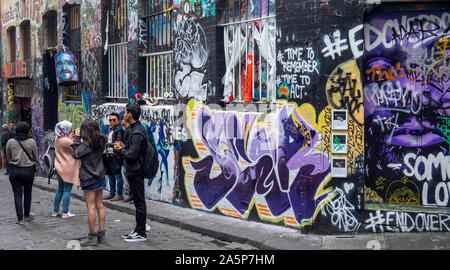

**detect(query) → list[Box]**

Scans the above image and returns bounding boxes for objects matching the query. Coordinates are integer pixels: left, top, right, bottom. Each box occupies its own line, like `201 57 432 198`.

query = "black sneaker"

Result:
121 230 135 239
16 219 24 225
124 232 147 242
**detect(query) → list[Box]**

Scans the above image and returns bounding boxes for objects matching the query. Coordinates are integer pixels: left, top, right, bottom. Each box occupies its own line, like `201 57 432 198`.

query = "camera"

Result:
105 143 115 156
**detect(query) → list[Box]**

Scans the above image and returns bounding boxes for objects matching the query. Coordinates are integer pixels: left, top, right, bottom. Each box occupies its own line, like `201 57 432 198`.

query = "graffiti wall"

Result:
91 103 184 203
184 99 336 228
364 10 450 210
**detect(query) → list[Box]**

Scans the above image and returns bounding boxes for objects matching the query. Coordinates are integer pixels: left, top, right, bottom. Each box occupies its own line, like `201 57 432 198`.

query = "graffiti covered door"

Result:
364 9 450 208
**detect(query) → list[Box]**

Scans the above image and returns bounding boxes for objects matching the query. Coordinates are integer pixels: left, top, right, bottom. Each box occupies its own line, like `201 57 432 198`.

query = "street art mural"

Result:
183 99 363 229
57 90 90 129
364 11 450 210
91 103 185 203
81 0 101 49
174 16 212 101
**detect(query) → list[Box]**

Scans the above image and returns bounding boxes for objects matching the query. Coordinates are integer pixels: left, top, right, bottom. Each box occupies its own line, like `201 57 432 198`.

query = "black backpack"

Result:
132 131 159 179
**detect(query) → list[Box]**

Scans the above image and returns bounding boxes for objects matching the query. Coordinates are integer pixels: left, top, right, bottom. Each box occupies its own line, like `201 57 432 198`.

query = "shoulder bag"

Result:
17 140 39 172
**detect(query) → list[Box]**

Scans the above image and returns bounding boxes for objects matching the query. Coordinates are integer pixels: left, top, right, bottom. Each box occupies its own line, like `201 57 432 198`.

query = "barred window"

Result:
107 0 128 99
43 11 57 50
63 4 82 101
140 0 174 100
220 0 276 102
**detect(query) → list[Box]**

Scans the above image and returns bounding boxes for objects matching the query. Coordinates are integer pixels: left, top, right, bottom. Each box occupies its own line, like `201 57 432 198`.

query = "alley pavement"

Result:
1 169 450 250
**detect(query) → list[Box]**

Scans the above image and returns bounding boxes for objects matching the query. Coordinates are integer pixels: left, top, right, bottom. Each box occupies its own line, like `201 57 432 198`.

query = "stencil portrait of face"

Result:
55 52 78 83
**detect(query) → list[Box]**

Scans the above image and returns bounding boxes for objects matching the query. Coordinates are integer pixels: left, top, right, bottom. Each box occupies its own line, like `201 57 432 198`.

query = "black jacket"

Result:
2 130 15 149
104 125 125 175
110 125 124 144
71 136 105 188
119 121 146 177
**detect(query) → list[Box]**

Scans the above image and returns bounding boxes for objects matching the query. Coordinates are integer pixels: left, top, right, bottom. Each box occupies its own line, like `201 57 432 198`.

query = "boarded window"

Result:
7 26 16 63
19 20 31 61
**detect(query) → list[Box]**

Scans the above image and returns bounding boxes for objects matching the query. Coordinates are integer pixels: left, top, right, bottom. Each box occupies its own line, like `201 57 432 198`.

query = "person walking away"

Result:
2 122 16 175
114 104 148 242
71 119 107 246
1 124 9 168
52 121 79 218
6 122 38 225
103 113 124 201
120 118 133 203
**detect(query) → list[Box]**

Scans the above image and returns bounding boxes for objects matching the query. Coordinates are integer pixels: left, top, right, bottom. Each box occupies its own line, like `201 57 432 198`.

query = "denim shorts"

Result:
82 177 106 191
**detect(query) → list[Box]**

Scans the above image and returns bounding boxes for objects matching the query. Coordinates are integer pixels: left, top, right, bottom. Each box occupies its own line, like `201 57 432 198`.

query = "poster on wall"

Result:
331 157 347 178
332 109 348 130
332 133 347 154
55 51 79 86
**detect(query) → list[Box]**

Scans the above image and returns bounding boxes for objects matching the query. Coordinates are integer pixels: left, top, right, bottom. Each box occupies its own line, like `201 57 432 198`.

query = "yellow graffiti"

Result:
385 176 420 206
435 38 450 60
57 94 90 129
325 59 364 125
364 186 383 203
7 83 14 105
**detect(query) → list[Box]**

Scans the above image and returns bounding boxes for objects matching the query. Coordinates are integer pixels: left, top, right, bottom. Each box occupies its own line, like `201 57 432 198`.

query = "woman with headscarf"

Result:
51 120 80 219
6 121 38 225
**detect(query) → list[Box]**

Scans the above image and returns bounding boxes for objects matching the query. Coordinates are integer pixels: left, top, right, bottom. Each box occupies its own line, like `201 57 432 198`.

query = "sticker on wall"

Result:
331 157 347 178
55 51 79 87
332 109 348 130
332 133 347 154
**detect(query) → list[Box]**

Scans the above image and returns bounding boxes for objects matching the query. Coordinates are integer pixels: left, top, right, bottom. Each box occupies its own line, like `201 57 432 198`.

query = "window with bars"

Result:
43 11 57 50
107 0 128 99
220 0 276 102
64 4 82 101
140 0 174 100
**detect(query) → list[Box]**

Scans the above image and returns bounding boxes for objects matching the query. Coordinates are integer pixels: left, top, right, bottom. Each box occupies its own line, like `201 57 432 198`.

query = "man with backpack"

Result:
114 103 156 242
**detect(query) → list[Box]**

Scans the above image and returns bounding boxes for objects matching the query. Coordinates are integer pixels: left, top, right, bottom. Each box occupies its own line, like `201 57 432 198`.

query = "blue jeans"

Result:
53 176 73 214
108 172 123 196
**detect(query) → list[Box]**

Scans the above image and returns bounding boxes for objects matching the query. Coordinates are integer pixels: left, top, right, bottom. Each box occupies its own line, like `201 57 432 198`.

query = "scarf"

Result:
14 133 29 141
55 120 73 137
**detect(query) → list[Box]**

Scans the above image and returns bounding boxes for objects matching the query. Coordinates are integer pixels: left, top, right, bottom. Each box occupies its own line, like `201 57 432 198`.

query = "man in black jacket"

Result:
114 104 148 242
103 112 125 201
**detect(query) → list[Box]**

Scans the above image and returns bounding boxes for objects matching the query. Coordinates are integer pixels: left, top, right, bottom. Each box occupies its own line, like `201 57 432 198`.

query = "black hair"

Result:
15 121 29 135
126 103 141 121
109 112 120 119
80 119 107 150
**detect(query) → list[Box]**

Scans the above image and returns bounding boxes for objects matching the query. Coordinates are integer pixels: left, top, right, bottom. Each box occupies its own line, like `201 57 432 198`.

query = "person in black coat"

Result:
114 103 148 242
103 112 125 201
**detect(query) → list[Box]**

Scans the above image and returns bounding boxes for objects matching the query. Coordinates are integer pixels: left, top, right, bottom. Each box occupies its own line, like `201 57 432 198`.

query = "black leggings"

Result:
9 165 35 221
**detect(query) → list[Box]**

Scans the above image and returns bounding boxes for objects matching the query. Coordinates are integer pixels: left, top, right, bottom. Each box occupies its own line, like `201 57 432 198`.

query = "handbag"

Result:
17 140 39 172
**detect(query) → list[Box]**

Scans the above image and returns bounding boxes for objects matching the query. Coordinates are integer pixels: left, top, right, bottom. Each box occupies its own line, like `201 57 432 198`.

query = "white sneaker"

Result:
146 224 151 232
62 212 76 219
51 211 61 217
